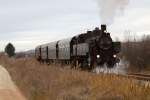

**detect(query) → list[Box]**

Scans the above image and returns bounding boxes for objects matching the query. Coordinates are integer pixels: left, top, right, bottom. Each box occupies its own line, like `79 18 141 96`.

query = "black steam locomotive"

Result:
35 25 121 69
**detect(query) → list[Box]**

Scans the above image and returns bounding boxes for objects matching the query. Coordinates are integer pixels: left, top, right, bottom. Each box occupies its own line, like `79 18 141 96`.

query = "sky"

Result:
0 0 150 52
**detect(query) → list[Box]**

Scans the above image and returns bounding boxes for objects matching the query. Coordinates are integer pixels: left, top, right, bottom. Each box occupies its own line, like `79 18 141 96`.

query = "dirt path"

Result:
0 65 27 100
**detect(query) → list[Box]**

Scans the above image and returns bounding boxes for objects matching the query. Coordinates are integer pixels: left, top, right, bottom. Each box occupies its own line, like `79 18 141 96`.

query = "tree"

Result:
5 43 15 57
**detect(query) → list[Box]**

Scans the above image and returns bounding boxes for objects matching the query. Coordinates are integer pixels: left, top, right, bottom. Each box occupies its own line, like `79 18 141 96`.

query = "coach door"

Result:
46 46 48 60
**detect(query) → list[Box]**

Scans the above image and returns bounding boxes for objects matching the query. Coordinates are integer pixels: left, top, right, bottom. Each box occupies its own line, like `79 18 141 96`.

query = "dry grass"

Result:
0 55 150 100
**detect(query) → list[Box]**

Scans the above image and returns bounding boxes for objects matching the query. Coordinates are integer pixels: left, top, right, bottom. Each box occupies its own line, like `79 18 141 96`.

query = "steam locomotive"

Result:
35 25 121 69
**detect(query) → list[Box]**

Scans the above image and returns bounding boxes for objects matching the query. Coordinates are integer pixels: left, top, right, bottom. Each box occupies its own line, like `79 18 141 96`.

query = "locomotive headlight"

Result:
113 55 117 58
97 55 100 58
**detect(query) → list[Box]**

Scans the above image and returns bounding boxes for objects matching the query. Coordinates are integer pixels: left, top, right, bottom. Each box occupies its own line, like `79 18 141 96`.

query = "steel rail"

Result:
127 73 150 81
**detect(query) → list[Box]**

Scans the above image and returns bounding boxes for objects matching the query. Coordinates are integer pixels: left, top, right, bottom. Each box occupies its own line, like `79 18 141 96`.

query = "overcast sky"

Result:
0 0 150 52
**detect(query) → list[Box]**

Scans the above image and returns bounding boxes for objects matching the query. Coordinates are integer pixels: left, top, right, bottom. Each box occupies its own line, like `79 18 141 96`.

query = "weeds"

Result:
0 55 149 100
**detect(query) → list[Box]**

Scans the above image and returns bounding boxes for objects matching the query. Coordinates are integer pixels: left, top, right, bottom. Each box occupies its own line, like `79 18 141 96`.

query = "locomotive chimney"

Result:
101 24 106 32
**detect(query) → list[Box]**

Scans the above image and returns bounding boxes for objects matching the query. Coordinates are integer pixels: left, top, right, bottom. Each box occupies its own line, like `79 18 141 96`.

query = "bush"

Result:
122 35 150 71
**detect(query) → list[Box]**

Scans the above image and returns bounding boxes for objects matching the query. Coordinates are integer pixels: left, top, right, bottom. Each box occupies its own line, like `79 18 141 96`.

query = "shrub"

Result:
122 34 150 71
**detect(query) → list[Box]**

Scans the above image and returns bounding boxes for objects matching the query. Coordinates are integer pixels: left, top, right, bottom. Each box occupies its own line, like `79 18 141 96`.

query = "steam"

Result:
93 59 129 75
97 0 129 24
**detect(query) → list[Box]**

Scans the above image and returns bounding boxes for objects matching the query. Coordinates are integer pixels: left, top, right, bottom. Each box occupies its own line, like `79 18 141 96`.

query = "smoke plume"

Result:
97 0 129 25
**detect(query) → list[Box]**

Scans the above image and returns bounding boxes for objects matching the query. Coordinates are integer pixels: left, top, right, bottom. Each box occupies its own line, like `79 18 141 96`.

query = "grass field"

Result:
0 55 150 100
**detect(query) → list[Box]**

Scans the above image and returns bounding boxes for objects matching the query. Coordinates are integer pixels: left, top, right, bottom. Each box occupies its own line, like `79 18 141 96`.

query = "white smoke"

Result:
97 0 129 25
93 59 129 75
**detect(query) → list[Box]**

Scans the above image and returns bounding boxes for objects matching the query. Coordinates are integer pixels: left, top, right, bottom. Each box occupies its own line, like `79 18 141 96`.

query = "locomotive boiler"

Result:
35 25 121 69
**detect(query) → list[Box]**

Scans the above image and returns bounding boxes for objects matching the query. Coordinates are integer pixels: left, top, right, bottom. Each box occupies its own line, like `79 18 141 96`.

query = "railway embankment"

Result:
0 55 150 100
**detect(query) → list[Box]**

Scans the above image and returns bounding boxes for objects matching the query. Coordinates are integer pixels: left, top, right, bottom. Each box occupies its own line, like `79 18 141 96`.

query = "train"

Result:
35 25 121 70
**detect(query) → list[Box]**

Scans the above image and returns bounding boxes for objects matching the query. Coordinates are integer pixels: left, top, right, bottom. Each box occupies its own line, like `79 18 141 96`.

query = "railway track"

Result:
92 67 150 81
127 73 150 81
